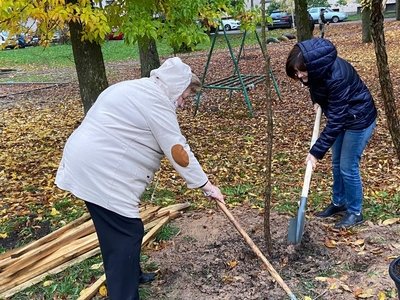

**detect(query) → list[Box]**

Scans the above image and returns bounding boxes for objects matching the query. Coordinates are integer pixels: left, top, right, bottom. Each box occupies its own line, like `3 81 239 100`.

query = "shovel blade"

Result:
287 217 298 243
287 196 307 244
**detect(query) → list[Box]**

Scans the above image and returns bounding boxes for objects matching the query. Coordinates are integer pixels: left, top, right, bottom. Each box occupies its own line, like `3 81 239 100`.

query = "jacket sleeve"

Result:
144 100 208 189
310 77 349 159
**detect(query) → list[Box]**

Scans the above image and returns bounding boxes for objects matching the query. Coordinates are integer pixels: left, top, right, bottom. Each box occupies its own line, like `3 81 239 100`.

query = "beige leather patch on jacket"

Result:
171 144 189 167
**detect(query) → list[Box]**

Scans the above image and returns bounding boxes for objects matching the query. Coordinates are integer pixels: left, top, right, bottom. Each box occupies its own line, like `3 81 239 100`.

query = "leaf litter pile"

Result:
1 22 400 299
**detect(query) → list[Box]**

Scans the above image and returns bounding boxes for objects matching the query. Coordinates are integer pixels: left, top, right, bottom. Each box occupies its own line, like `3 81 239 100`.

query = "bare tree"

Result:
362 7 372 43
397 0 400 20
260 0 273 255
370 0 400 160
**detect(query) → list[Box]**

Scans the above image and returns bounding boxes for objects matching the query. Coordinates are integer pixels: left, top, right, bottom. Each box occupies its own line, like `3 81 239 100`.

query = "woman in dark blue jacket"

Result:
286 38 377 229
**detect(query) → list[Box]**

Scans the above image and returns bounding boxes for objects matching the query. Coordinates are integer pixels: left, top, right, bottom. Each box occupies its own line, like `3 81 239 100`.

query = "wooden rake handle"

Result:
216 201 297 300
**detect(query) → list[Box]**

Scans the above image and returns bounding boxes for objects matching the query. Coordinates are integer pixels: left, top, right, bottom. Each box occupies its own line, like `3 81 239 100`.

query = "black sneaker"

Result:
139 272 156 284
315 203 346 218
334 212 364 229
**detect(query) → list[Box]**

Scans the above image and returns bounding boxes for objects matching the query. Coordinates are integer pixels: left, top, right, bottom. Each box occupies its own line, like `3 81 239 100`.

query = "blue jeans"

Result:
331 119 376 214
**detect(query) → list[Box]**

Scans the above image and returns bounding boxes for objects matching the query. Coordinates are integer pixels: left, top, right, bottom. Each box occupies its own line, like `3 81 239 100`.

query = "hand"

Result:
201 181 225 203
306 153 317 170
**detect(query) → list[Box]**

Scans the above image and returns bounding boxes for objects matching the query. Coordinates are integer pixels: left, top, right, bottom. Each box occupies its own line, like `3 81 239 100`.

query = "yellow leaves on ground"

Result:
353 287 375 298
380 218 400 226
42 280 53 287
227 259 238 269
0 233 8 239
99 285 107 297
315 276 351 292
90 262 103 270
50 207 60 216
314 276 389 298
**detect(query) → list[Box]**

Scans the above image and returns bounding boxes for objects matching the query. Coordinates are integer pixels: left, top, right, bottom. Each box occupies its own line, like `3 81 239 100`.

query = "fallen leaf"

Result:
340 283 352 292
227 259 238 269
99 285 107 297
50 207 60 216
315 276 329 282
356 288 375 298
382 218 399 226
324 238 337 248
0 233 8 239
90 262 103 270
378 291 386 300
304 297 312 300
352 239 365 246
43 280 53 287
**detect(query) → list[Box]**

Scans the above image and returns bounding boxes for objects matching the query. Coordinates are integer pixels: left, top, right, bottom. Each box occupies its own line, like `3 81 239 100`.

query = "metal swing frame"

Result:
194 28 281 117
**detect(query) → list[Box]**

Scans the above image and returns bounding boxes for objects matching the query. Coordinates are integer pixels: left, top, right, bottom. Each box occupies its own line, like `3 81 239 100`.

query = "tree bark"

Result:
294 0 313 41
138 35 160 78
68 17 108 114
261 0 273 256
362 7 372 43
371 0 400 161
397 0 400 20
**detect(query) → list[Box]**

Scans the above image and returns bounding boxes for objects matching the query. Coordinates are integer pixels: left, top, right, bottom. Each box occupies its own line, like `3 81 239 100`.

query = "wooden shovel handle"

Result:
216 201 297 300
301 106 322 198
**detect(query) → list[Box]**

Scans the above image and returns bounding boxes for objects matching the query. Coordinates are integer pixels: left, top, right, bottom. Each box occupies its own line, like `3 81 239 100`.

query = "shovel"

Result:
288 106 322 244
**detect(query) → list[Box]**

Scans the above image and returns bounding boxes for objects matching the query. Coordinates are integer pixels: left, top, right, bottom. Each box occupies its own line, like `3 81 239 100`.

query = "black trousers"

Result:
85 202 144 300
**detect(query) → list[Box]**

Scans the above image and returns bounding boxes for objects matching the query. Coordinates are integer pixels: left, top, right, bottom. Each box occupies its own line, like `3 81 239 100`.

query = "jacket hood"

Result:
150 57 192 106
297 38 337 81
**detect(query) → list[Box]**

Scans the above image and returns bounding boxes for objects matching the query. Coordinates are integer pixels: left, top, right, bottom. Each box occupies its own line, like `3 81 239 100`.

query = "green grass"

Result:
155 224 180 242
346 11 396 21
10 255 104 300
0 29 293 70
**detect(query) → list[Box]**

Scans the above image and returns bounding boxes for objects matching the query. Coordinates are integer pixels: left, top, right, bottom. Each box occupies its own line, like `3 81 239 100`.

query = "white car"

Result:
219 18 241 31
0 33 7 46
308 7 347 23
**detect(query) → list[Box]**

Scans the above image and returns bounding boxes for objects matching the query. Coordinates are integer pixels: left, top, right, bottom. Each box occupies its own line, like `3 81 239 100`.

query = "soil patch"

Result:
145 204 399 299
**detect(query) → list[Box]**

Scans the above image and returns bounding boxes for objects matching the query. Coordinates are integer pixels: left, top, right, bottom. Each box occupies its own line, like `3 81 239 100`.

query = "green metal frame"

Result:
194 28 281 117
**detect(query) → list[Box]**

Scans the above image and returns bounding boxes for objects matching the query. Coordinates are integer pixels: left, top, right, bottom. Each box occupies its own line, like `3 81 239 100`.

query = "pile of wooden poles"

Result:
0 202 190 299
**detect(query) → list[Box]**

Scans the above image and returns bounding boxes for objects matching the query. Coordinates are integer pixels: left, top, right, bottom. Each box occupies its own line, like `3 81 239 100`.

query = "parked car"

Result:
267 10 293 30
107 28 124 40
308 7 347 23
0 33 6 46
219 18 241 31
0 32 25 49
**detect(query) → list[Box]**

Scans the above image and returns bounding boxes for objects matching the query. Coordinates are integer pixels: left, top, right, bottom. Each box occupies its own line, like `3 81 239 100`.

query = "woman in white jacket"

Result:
56 57 224 299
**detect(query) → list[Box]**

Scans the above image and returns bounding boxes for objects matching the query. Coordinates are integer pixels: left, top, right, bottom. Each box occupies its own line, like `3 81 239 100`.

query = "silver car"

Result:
308 7 347 23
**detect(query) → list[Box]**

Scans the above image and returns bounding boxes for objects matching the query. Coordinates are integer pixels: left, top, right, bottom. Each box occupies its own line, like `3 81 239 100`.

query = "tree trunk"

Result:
67 4 108 114
397 0 400 20
295 0 313 41
371 0 400 161
138 35 160 78
362 7 372 43
261 0 273 256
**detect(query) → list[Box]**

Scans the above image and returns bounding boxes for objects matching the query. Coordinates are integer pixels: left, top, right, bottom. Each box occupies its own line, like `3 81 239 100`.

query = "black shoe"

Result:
315 203 346 218
139 272 156 284
334 212 364 229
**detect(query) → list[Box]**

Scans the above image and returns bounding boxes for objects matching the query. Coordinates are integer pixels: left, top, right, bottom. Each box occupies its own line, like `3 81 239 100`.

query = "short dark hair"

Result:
286 45 307 80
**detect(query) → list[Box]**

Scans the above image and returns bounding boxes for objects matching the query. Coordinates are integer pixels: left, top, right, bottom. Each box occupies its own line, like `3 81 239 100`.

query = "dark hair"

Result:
286 45 307 80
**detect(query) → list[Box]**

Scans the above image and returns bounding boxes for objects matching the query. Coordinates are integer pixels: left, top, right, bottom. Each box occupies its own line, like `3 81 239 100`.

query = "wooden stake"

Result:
0 220 95 280
0 248 100 299
216 202 298 300
0 213 90 263
77 274 106 300
142 215 170 246
0 233 98 292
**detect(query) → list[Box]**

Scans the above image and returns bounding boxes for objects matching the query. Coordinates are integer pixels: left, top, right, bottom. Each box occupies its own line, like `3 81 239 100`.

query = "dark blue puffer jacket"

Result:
297 38 377 159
